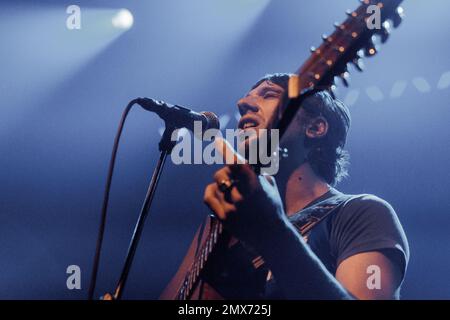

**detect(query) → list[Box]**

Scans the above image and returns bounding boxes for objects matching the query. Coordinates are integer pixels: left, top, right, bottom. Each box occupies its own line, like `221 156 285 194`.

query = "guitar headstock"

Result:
288 0 405 98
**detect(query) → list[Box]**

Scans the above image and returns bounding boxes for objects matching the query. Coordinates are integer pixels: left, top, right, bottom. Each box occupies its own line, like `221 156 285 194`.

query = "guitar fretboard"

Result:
175 212 319 300
176 218 223 300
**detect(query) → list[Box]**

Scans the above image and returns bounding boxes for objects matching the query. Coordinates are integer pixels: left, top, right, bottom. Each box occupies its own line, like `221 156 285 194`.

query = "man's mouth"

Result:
238 115 261 131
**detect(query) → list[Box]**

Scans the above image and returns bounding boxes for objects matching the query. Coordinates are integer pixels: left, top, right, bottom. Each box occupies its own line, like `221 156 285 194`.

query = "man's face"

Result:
236 80 285 151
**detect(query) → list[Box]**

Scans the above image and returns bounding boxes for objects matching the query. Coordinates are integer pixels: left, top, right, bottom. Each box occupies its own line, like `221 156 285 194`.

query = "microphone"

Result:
136 98 220 133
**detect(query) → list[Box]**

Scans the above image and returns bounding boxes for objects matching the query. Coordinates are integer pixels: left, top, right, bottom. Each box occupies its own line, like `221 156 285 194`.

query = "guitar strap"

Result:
289 191 356 242
250 190 355 273
260 191 357 295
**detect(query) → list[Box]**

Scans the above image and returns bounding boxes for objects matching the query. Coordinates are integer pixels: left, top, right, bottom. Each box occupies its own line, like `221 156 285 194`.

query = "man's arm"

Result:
336 251 403 299
254 218 403 299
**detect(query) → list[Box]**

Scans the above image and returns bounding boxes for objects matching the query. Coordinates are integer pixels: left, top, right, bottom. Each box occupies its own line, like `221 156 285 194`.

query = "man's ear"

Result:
305 116 328 139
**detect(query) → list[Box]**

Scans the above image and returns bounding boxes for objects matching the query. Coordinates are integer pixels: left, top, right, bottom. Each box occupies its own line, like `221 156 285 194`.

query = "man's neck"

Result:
278 162 330 216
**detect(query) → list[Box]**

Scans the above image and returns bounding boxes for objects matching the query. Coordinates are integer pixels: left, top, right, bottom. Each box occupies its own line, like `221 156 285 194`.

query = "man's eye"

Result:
263 92 279 99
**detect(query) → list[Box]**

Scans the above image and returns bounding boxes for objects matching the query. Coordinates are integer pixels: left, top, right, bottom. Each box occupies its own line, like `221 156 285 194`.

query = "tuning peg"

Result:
322 34 333 43
356 49 364 59
346 9 358 18
378 21 391 43
379 30 390 43
334 22 346 31
339 72 350 87
392 7 405 28
329 85 338 98
382 20 393 32
310 46 323 56
352 58 365 72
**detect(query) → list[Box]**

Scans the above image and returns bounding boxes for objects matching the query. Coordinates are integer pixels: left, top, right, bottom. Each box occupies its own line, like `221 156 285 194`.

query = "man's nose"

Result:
237 96 259 116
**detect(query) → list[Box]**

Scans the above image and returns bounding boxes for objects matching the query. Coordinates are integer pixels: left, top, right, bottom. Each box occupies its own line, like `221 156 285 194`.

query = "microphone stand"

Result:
106 125 177 300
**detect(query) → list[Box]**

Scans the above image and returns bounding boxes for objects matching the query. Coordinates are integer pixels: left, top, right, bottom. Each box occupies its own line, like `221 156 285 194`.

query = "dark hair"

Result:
253 73 351 186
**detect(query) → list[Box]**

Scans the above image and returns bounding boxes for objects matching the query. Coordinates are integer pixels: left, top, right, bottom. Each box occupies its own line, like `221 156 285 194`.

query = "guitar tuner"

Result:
352 58 365 72
382 20 392 30
392 7 405 27
322 34 333 42
339 72 351 87
334 22 346 30
346 10 358 18
379 28 391 43
330 85 338 97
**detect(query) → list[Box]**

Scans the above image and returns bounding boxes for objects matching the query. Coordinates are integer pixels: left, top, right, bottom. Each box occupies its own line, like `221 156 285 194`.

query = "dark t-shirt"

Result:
296 188 409 276
202 188 410 299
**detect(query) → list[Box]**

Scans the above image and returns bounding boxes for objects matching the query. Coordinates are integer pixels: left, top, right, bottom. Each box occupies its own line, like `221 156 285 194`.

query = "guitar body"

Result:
159 216 213 300
160 216 236 300
160 216 268 300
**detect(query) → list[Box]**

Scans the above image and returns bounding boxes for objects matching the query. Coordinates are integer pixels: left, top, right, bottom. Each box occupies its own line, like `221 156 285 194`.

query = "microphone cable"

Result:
87 99 141 300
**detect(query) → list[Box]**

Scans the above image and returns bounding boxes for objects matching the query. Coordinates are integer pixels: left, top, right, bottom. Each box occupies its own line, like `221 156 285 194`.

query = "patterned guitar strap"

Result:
290 191 355 241
251 191 356 282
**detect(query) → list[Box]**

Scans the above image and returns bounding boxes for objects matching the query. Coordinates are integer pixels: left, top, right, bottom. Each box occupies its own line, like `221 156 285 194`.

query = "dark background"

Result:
0 0 449 299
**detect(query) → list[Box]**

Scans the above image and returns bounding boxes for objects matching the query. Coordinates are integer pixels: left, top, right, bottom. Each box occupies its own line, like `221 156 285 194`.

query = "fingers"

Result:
203 183 238 220
212 166 243 203
213 166 232 185
228 164 259 195
213 137 259 193
205 137 266 221
203 183 225 219
212 163 258 198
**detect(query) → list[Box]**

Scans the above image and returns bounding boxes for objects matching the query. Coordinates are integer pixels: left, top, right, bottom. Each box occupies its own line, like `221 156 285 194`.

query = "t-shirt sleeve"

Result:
330 194 410 280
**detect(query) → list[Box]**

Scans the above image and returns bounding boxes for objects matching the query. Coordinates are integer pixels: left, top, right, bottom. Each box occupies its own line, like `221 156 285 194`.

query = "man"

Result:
161 73 409 300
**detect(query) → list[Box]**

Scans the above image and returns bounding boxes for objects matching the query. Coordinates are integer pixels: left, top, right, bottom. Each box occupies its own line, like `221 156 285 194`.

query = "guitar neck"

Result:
298 0 402 92
279 0 404 139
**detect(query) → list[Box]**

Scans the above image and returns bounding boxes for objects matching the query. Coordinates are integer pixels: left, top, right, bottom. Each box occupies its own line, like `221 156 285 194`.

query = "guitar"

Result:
170 0 405 300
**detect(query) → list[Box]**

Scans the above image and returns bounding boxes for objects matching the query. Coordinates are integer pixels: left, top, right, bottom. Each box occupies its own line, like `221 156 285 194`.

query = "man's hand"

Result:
203 138 287 247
